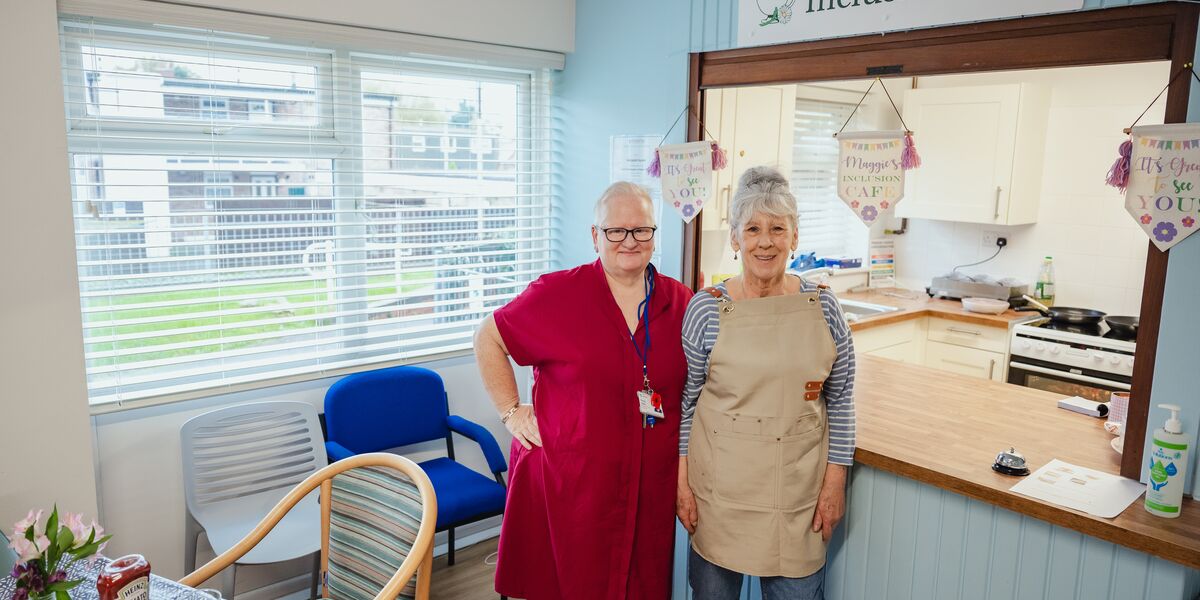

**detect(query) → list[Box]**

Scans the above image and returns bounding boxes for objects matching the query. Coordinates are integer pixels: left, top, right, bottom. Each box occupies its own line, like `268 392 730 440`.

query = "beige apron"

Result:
687 289 837 578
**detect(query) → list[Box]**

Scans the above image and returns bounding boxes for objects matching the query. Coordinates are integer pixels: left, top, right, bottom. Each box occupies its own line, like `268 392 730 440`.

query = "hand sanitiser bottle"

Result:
1146 404 1189 518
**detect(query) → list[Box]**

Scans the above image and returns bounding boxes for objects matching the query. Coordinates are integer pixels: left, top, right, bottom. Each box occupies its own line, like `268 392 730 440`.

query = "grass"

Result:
83 272 433 367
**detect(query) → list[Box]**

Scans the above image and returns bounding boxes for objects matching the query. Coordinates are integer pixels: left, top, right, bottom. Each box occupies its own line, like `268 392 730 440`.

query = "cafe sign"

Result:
1123 124 1200 252
739 0 1085 48
837 131 906 226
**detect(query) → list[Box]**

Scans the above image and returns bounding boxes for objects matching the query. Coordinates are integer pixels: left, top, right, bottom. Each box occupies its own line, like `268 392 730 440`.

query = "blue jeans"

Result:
689 547 825 600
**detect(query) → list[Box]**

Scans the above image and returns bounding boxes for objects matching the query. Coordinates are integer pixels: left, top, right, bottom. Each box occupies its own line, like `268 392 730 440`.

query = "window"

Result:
792 98 869 261
59 12 555 407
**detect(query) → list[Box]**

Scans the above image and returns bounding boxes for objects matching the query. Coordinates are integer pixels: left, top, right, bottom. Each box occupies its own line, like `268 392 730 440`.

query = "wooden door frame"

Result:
682 1 1199 481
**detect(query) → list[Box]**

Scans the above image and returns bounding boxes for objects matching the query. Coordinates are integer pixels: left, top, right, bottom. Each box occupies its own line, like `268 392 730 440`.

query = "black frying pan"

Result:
1105 316 1139 337
1019 295 1107 325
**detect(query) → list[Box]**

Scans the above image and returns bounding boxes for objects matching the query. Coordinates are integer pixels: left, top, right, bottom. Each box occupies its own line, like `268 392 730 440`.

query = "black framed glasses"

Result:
600 226 657 243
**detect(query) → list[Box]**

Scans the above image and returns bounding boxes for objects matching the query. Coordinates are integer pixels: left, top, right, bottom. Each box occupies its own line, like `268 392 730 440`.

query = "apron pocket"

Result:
712 430 779 509
778 419 825 512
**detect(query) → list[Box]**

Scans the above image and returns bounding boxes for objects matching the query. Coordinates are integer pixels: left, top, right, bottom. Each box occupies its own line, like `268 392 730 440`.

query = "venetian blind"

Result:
792 98 868 261
58 11 555 407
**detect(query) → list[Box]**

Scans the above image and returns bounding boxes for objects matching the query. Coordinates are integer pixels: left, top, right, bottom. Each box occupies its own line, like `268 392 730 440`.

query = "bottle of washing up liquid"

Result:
1146 404 1189 518
1035 256 1056 307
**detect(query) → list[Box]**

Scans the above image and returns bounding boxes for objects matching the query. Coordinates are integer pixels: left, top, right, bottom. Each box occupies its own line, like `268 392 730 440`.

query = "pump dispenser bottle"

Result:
1146 404 1189 518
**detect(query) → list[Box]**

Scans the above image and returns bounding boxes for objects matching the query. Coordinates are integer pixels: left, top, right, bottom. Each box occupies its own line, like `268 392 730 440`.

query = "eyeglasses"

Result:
599 226 657 243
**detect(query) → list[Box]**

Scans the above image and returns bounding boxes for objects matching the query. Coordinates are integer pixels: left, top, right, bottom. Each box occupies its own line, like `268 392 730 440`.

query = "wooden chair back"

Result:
181 452 436 599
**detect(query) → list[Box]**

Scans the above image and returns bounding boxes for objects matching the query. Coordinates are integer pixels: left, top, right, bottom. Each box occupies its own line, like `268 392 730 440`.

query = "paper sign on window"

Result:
1124 124 1200 251
837 131 906 226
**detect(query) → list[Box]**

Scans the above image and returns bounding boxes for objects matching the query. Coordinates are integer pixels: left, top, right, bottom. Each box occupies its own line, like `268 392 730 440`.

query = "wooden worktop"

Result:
855 354 1200 569
839 288 1033 331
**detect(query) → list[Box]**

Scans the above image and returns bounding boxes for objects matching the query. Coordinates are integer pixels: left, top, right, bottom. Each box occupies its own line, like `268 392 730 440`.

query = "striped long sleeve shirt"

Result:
678 279 857 466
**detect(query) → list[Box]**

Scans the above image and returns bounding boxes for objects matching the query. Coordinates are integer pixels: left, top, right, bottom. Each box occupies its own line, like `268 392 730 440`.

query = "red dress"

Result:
492 259 691 600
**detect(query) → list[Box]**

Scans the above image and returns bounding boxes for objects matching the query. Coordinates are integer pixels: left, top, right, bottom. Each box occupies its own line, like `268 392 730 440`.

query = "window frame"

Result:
59 11 555 412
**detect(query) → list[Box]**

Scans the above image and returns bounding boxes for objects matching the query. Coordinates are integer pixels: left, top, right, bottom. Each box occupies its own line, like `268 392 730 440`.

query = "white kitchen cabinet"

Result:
897 83 1049 225
925 317 1009 354
925 340 1006 382
852 317 927 365
702 85 795 232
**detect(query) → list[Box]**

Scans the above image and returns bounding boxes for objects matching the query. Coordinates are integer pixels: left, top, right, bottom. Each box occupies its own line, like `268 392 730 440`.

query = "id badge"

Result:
637 389 665 419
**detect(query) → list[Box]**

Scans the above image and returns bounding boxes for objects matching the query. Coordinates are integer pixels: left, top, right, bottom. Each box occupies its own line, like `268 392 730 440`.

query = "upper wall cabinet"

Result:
896 84 1050 225
703 85 795 232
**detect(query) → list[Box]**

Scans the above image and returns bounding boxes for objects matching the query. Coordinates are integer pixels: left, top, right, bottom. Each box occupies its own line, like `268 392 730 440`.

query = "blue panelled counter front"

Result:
671 355 1200 600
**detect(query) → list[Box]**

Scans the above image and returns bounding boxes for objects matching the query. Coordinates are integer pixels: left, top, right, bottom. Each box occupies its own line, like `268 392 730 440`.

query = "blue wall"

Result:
553 0 694 277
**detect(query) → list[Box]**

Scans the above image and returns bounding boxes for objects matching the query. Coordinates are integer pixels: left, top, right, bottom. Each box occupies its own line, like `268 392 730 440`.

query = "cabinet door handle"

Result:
946 326 981 336
720 185 731 226
988 358 996 380
993 186 1002 220
942 358 981 369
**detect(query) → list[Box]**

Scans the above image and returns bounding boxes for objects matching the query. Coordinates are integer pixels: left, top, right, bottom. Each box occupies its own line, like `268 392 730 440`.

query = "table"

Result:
0 557 216 599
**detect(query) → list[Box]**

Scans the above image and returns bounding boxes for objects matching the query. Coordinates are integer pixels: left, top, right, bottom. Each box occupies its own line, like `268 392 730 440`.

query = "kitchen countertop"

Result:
839 288 1033 331
855 354 1200 569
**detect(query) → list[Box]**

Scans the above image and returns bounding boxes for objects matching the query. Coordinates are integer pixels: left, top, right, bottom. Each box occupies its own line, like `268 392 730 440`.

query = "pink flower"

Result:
14 510 42 535
9 534 50 563
851 200 860 209
880 200 890 209
1183 216 1196 228
1140 213 1153 225
64 512 102 549
673 201 681 207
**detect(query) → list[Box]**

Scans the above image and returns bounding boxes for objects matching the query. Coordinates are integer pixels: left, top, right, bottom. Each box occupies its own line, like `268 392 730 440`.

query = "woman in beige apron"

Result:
676 166 856 599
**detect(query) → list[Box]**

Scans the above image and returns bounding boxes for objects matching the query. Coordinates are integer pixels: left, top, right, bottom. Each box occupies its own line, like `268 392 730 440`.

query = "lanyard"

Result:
632 265 661 428
630 264 656 382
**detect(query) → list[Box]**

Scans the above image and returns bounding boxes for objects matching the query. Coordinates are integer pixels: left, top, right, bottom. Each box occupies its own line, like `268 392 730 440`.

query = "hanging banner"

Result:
657 141 714 223
1125 124 1200 252
740 1 1085 48
837 130 905 226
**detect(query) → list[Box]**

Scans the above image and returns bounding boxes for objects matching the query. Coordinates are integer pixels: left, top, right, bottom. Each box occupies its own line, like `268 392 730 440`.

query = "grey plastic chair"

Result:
0 530 16 578
181 401 327 599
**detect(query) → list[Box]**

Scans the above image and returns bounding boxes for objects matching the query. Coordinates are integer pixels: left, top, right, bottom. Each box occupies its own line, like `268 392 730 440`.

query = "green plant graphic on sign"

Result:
757 0 796 26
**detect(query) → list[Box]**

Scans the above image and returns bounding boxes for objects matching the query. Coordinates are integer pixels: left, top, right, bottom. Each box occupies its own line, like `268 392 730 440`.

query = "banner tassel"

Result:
1105 138 1132 193
901 131 922 170
646 148 661 177
711 142 728 171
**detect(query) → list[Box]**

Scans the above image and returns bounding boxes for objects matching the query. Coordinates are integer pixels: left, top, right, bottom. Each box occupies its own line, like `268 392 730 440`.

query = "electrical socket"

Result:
982 230 1004 248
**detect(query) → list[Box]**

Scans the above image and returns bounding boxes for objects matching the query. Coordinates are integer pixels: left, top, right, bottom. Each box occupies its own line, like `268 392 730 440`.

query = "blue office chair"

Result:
323 365 508 566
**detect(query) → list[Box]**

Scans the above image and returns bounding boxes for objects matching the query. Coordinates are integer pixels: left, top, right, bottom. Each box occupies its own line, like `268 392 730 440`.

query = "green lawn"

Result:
84 272 433 367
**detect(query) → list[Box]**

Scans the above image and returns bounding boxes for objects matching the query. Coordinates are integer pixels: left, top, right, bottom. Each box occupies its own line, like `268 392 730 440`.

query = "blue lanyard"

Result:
631 264 656 380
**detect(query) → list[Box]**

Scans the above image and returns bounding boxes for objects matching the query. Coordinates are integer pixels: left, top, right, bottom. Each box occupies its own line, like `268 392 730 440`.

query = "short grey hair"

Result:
728 166 798 234
594 181 656 226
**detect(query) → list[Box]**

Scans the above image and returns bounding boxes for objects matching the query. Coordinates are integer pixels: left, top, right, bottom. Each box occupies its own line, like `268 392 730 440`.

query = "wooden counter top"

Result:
840 288 1033 331
855 354 1200 569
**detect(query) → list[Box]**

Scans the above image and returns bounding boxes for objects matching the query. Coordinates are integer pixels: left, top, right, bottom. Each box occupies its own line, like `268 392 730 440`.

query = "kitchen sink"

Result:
839 299 901 321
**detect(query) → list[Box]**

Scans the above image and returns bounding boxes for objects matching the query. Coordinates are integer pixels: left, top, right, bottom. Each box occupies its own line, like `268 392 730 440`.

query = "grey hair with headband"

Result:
728 166 798 235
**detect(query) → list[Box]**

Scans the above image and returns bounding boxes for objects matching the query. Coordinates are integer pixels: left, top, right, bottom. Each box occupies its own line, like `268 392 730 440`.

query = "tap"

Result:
796 267 834 281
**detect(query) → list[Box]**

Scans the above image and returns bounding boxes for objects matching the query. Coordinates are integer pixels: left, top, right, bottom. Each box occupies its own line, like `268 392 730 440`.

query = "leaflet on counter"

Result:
1009 459 1144 519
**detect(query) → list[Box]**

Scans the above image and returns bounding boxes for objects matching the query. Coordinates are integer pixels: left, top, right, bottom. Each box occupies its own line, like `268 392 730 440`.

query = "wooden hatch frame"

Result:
681 2 1200 481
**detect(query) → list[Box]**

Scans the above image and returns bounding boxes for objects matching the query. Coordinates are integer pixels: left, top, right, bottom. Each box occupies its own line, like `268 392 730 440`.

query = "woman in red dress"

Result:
474 182 691 599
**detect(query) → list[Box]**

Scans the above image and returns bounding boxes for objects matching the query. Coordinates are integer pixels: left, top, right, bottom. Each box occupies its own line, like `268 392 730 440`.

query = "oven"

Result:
1008 320 1135 404
1006 356 1131 404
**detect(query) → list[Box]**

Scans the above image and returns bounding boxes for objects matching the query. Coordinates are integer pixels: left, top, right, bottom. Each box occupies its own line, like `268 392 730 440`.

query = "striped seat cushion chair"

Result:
327 465 427 599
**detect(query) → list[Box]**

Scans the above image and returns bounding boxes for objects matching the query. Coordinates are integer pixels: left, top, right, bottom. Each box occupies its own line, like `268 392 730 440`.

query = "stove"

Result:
1007 317 1134 404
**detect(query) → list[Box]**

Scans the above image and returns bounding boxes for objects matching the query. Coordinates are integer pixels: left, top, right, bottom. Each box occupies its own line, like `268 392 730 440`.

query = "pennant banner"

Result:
837 130 906 226
657 141 713 223
1125 124 1200 251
